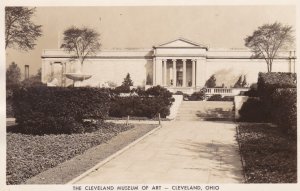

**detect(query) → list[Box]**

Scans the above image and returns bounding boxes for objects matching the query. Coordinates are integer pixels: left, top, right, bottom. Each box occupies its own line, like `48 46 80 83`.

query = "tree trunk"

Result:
267 60 271 72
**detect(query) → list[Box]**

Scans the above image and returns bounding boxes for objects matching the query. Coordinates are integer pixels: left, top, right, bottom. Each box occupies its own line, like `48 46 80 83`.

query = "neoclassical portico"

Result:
153 38 207 89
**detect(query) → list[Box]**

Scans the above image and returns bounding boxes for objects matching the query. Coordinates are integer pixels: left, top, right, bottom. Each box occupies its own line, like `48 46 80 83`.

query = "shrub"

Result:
272 88 296 135
174 91 184 95
257 72 296 121
240 72 297 133
109 86 174 118
12 87 110 134
207 94 222 101
130 87 147 96
239 98 268 122
146 85 172 97
244 83 258 97
207 94 234 101
114 85 130 93
190 88 206 101
109 96 172 118
222 96 234 101
257 72 296 99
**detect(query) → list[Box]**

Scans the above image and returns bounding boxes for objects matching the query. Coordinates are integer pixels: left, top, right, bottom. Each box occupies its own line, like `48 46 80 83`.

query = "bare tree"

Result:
5 7 42 51
60 26 101 67
244 22 294 72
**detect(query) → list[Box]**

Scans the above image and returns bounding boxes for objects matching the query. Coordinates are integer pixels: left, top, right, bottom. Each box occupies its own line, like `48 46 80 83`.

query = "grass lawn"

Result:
236 123 297 183
7 122 145 185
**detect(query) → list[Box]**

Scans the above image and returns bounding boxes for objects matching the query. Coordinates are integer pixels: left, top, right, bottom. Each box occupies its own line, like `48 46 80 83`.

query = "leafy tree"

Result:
6 62 21 87
205 75 216 88
242 75 248 87
5 7 42 51
234 75 243 88
146 73 152 85
61 26 101 69
245 22 294 72
122 73 133 87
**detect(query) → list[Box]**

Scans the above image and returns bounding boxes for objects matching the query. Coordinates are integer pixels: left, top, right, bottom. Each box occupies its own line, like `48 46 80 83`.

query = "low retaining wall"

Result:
167 95 183 120
234 96 249 119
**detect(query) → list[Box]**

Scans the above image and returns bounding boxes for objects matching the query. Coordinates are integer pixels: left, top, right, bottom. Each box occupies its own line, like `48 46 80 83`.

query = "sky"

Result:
5 5 296 77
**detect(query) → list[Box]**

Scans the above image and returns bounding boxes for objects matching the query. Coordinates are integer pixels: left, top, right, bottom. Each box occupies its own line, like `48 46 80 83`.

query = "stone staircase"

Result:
175 101 234 121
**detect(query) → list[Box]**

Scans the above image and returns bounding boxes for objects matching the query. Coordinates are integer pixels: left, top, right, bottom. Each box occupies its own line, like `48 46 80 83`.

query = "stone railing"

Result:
205 88 249 96
164 87 195 94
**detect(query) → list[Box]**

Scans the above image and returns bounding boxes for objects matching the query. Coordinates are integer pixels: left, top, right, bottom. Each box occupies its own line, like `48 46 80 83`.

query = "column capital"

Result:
182 59 187 62
172 59 177 62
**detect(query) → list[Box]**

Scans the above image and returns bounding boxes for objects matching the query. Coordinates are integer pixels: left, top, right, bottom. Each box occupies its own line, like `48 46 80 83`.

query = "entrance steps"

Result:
175 101 234 121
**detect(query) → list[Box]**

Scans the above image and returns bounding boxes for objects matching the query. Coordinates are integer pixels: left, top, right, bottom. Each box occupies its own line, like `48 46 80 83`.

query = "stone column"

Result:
192 59 196 87
163 59 167 86
196 58 206 87
50 62 54 80
62 62 67 87
41 60 46 83
153 58 156 85
172 59 177 87
155 58 163 85
182 59 186 87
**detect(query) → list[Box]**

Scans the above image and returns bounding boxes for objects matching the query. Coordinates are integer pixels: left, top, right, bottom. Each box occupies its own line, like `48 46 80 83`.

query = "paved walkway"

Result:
75 121 243 184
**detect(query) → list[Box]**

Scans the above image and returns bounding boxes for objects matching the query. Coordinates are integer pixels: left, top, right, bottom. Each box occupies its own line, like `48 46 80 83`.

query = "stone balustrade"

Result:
205 88 249 96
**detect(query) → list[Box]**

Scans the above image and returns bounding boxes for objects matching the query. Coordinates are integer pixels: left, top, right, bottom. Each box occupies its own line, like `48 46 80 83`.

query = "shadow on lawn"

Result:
195 108 234 122
172 139 244 183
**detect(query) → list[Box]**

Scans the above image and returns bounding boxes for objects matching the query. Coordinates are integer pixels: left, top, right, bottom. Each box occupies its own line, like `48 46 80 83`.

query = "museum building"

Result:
41 38 296 93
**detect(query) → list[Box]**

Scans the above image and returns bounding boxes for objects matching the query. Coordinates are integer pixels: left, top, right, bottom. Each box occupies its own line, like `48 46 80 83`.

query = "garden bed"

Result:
7 122 145 184
236 123 297 183
107 116 171 121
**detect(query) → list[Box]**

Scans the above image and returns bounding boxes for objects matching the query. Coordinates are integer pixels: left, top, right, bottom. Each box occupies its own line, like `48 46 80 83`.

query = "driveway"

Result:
74 121 243 184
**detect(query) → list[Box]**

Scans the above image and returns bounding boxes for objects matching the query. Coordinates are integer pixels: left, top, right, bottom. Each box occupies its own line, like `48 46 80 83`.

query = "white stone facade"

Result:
41 38 296 89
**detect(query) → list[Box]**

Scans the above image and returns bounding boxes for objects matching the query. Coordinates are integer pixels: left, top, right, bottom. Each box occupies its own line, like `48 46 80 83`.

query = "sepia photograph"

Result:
1 0 298 190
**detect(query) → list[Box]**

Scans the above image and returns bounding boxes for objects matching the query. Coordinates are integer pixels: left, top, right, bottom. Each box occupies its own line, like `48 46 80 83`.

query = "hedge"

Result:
240 72 297 135
6 85 21 118
109 86 174 118
272 88 297 135
12 87 110 134
207 94 234 101
257 72 296 103
239 98 268 122
257 72 296 121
